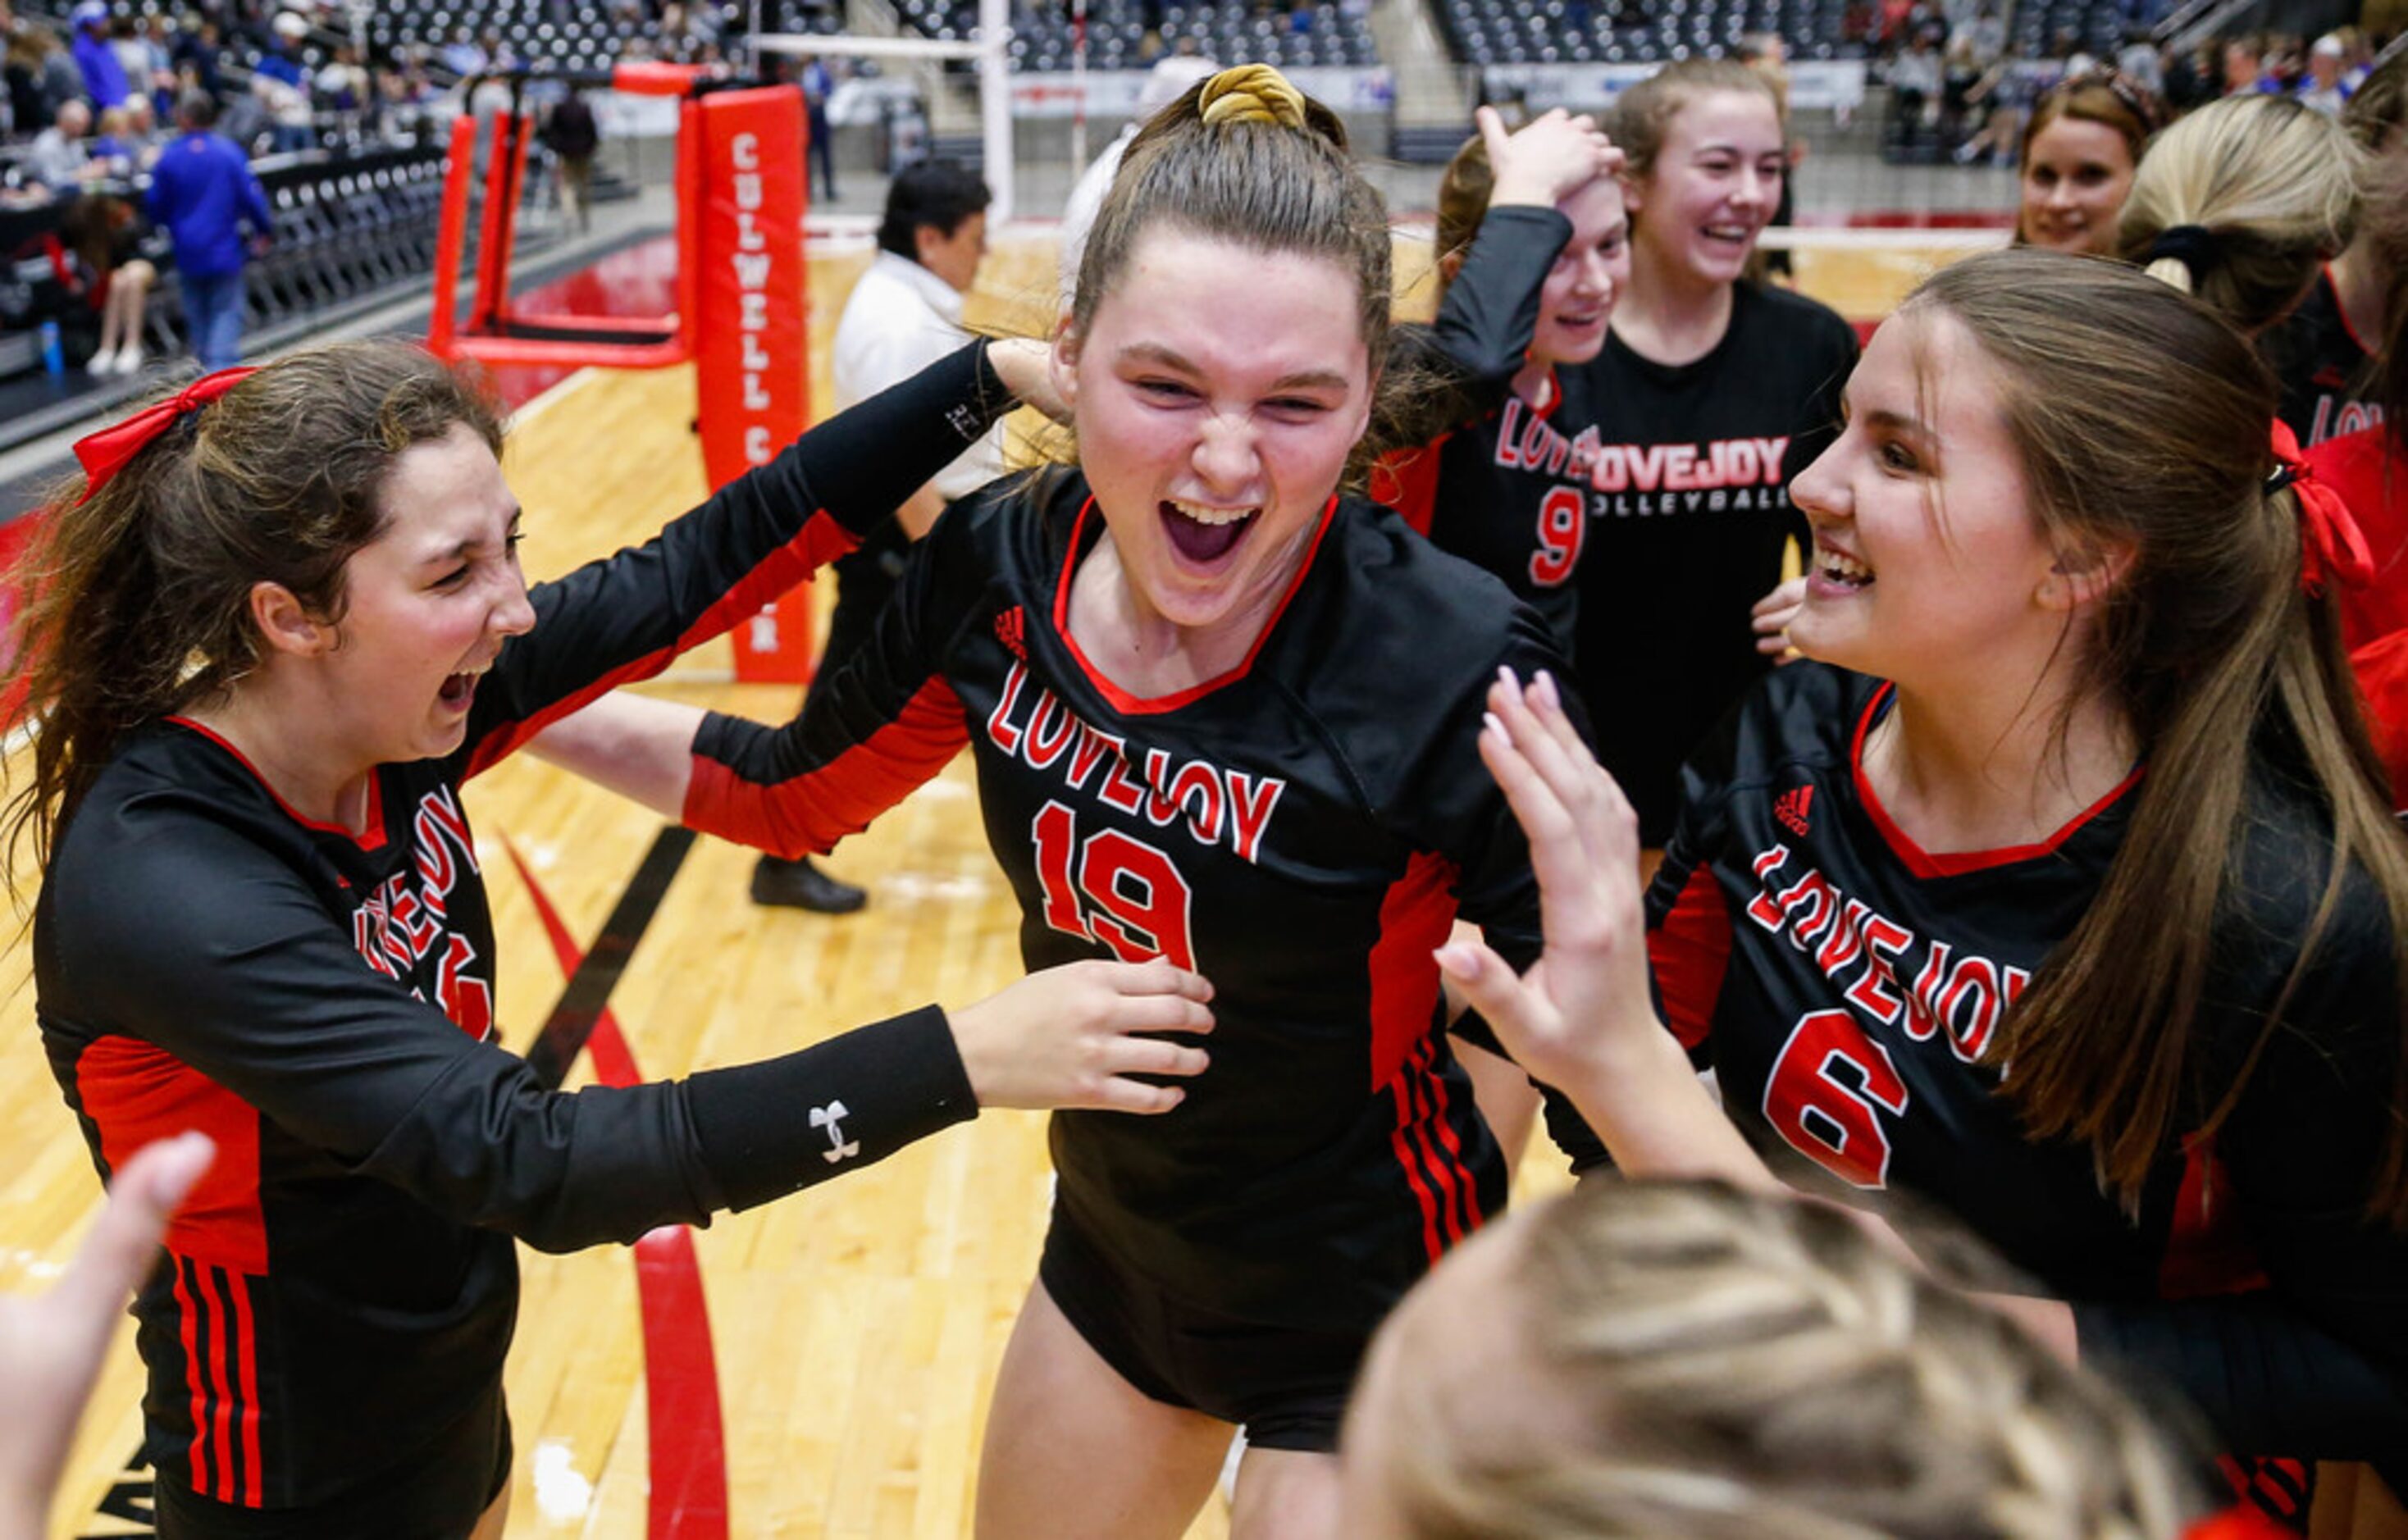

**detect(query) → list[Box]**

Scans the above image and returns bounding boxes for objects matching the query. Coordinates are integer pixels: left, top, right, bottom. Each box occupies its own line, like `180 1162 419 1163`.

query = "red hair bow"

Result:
71 366 258 506
2273 420 2373 597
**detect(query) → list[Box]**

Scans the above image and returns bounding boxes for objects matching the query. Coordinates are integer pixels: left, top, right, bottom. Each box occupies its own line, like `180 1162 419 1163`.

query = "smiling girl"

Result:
1576 59 1859 849
1441 248 2408 1521
535 65 1607 1538
2014 73 2160 257
16 343 1214 1538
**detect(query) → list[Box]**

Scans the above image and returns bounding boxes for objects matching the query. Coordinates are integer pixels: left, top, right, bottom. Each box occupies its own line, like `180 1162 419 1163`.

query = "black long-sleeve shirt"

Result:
36 345 1014 1515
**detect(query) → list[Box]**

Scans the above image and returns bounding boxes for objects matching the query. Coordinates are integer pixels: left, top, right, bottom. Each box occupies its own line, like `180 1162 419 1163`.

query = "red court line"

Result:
500 832 732 1540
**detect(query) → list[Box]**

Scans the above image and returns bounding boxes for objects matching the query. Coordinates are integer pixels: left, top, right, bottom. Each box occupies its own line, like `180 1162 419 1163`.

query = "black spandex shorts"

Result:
1038 1207 1366 1453
152 1386 510 1539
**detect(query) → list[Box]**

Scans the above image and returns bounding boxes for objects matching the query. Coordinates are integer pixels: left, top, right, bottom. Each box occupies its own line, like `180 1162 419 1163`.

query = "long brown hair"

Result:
1 343 503 886
1909 251 2408 1221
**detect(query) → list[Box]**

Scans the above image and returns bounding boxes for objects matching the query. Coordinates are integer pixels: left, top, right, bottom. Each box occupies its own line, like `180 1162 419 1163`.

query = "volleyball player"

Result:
18 342 1214 1538
2012 72 2161 257
1574 58 1858 848
533 65 1608 1538
1444 250 2408 1526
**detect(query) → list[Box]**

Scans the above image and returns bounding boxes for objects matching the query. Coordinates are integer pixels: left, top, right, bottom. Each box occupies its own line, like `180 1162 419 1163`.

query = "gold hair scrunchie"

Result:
1199 64 1307 129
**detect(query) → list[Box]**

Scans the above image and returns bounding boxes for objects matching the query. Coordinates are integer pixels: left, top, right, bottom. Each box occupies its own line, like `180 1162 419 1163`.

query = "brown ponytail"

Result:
1905 251 2408 1223
1 342 502 892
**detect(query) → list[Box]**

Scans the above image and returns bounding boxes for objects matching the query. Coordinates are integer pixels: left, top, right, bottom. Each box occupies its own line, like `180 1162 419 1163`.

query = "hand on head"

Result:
1434 669 1655 1092
1477 106 1625 211
950 958 1215 1114
0 1132 214 1540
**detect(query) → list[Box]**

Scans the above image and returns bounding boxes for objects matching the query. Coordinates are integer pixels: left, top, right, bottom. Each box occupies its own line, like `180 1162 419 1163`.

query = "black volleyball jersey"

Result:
681 470 1606 1334
1648 663 2408 1462
35 348 1012 1514
1572 280 1857 846
1375 206 1592 653
2266 267 2381 449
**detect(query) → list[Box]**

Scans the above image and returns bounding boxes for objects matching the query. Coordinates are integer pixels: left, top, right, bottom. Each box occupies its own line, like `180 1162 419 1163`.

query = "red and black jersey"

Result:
2266 267 2382 449
680 468 1607 1335
1569 280 1858 846
1648 661 2408 1469
34 347 1014 1519
1375 206 1596 653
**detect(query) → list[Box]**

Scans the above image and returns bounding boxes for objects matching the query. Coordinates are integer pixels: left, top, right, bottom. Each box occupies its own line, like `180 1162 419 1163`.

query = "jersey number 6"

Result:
1032 800 1197 971
1763 1009 1909 1189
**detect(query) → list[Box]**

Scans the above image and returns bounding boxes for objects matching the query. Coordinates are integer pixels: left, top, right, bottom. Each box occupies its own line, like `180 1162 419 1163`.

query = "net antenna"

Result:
752 0 1018 221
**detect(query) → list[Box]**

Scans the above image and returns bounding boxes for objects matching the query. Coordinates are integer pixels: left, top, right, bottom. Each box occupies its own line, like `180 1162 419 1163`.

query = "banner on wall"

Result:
695 84 818 682
1010 65 1394 117
1480 58 1867 112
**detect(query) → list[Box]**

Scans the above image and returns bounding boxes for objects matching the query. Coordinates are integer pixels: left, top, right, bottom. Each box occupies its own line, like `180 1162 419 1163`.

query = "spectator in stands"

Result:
62 184 154 373
799 52 837 201
25 98 97 189
2012 72 2160 256
168 15 221 103
2300 34 2351 116
748 157 1001 914
543 85 599 233
2222 35 2273 97
440 25 486 80
1886 28 1943 154
147 89 271 371
66 1 123 111
2115 26 2164 97
6 23 82 139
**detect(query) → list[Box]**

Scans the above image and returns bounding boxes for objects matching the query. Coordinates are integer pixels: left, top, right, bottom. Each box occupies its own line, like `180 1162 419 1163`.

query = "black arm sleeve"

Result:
457 343 1015 774
1374 206 1569 453
681 476 996 858
56 818 976 1252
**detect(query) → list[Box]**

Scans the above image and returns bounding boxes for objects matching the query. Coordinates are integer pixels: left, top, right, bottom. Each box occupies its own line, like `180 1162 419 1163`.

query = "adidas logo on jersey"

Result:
1774 784 1815 836
994 605 1027 659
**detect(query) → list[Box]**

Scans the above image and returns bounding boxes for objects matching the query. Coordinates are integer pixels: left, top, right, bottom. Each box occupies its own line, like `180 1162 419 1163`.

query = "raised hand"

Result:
0 1132 215 1540
950 958 1215 1114
1435 667 1655 1093
1753 574 1807 660
1477 106 1626 212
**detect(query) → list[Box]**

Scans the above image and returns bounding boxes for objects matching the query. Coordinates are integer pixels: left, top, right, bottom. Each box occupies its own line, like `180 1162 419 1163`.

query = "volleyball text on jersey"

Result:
984 657 1288 864
1495 395 1791 520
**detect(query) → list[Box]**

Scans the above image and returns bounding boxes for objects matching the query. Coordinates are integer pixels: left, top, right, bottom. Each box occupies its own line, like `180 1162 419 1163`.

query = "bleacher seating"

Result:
886 0 1376 73
2009 0 2129 65
1434 0 1854 66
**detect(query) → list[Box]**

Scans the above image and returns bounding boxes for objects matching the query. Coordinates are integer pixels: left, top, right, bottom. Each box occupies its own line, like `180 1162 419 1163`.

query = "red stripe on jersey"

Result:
1052 494 1341 716
682 677 969 859
2159 1133 2271 1300
1412 1037 1482 1243
204 1265 243 1506
1852 685 2144 878
1387 1080 1447 1264
172 1259 220 1500
1370 435 1450 538
463 508 864 779
1650 858 1733 1051
78 1036 267 1273
1366 851 1460 1094
166 717 390 850
226 1267 263 1506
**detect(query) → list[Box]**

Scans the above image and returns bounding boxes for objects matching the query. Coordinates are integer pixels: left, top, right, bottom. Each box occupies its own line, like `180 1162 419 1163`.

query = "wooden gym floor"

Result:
6 226 1992 1539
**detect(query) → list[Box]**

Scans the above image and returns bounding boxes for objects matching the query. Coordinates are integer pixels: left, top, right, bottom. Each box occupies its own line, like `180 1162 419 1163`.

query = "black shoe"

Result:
750 854 869 914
